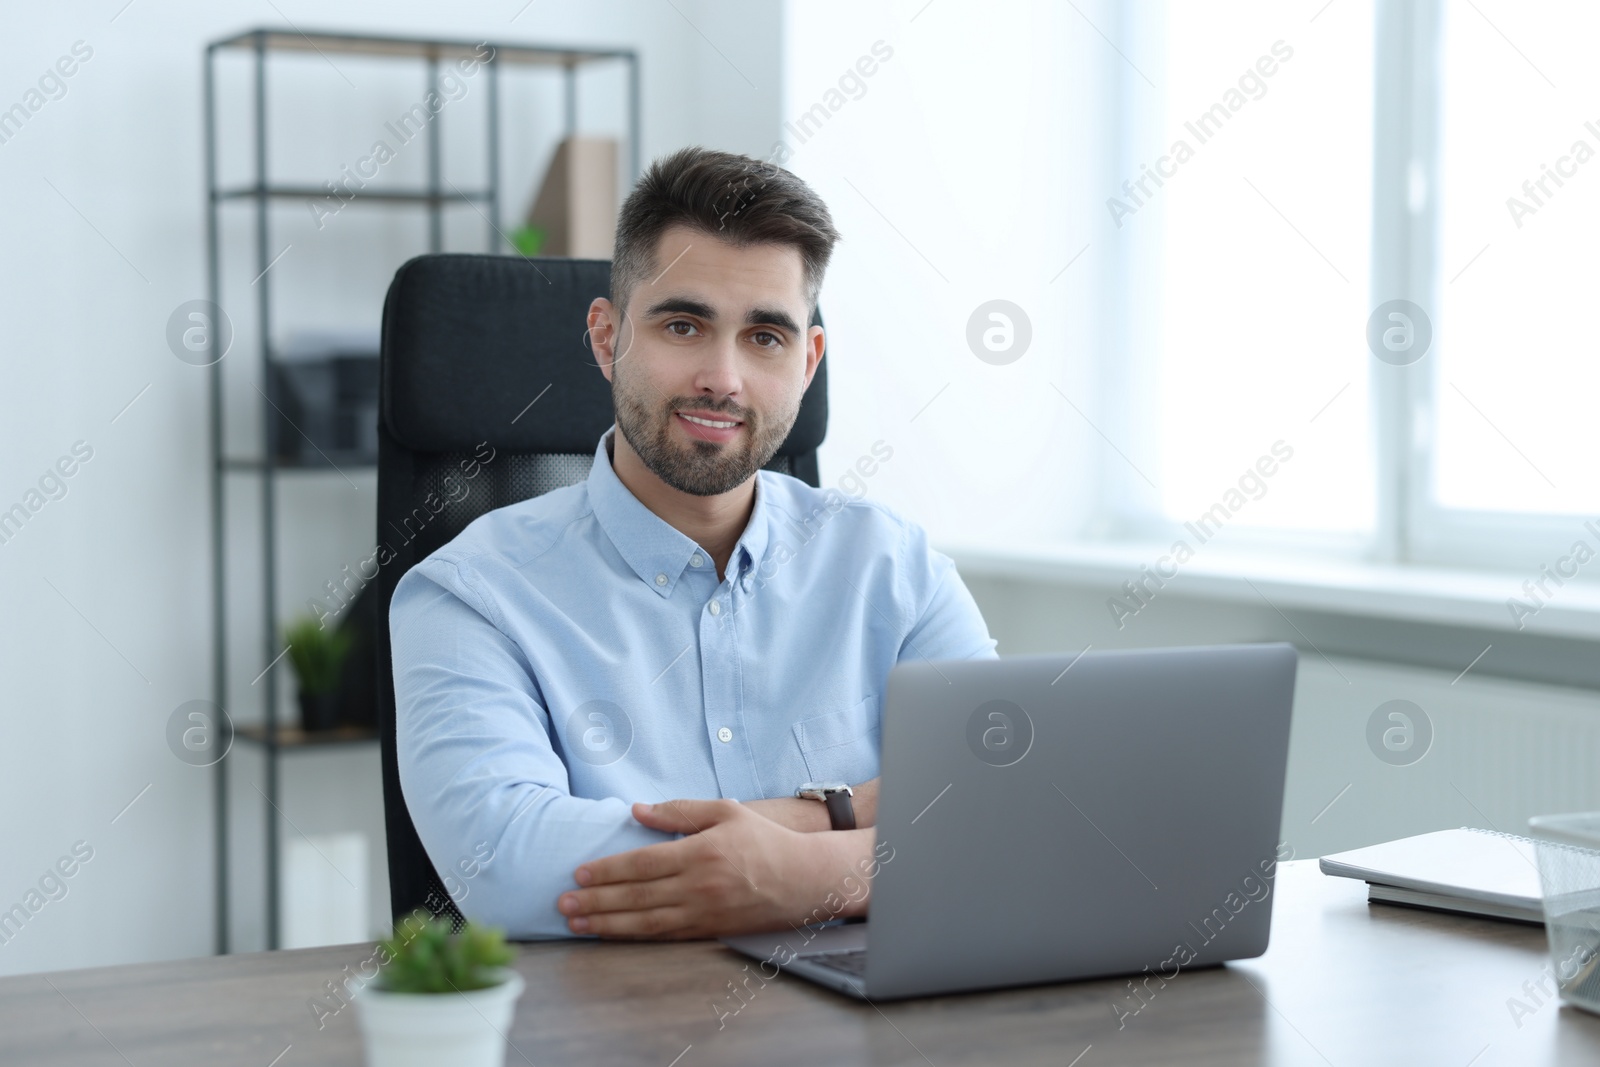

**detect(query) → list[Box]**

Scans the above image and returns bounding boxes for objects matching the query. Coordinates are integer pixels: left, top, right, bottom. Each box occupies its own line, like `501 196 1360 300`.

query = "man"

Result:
391 146 996 941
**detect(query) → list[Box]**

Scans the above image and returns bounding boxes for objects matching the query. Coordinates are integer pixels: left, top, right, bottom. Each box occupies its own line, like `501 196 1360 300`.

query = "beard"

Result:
611 362 797 497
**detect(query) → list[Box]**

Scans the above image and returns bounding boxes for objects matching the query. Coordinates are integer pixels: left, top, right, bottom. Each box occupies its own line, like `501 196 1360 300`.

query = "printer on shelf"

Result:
267 329 380 466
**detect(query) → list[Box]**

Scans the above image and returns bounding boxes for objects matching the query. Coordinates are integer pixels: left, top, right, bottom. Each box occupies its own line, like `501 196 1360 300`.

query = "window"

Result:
1420 1 1600 566
1115 0 1376 549
1117 0 1596 572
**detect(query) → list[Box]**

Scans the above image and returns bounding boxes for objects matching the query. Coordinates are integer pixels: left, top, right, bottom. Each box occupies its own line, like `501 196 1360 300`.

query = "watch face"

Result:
798 781 850 796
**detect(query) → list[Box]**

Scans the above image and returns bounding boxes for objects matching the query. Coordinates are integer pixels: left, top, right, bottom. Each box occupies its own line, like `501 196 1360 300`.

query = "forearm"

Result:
560 799 898 939
414 783 678 938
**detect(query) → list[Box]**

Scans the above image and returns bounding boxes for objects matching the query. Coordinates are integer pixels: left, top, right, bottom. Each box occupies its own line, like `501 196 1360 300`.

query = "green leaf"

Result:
374 911 517 994
284 615 354 695
509 225 546 257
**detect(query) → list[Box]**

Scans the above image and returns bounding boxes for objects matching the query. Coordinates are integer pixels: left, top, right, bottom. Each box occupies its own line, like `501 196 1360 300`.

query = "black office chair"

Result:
375 253 829 927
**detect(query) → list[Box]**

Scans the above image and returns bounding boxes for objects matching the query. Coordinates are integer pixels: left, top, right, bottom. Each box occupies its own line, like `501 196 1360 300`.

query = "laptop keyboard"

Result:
808 949 868 977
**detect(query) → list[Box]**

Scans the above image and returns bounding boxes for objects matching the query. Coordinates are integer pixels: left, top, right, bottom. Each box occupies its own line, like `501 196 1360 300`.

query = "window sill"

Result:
941 539 1600 643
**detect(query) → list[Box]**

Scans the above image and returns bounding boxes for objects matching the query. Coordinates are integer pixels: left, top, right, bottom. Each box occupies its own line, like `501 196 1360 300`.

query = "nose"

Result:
692 333 743 407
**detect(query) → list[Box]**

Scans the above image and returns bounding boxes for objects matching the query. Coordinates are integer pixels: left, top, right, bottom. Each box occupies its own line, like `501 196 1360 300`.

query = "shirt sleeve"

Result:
390 557 678 940
895 522 1000 663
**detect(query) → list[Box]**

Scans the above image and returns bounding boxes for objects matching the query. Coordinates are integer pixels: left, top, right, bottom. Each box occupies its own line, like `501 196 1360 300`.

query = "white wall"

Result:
785 0 1119 546
0 0 783 975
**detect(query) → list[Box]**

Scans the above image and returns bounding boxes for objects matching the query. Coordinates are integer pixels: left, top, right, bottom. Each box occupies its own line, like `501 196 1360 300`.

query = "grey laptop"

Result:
721 643 1298 1000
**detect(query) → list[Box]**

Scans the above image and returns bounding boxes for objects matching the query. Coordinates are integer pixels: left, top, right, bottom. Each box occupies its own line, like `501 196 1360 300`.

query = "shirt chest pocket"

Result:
791 694 881 784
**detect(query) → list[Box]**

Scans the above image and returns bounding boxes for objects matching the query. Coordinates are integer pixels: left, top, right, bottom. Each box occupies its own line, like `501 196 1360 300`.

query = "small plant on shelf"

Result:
285 615 352 732
508 223 546 257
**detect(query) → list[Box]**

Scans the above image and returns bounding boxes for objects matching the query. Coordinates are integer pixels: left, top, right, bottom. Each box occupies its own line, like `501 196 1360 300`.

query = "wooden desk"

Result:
5 861 1599 1065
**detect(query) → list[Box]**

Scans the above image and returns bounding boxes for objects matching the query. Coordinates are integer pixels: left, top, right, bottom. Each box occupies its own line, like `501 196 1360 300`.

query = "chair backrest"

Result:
375 253 829 925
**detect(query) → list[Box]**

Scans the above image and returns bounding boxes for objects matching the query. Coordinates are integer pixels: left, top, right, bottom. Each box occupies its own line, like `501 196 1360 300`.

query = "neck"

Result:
608 430 755 580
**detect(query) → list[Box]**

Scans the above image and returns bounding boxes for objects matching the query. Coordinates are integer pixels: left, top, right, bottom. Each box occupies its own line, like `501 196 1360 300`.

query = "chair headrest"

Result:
379 253 828 455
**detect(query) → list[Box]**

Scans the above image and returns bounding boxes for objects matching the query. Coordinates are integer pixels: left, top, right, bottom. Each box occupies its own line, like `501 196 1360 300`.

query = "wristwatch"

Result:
796 781 856 831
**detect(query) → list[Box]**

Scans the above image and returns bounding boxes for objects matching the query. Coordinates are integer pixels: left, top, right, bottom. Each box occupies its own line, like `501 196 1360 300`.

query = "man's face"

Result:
593 224 824 497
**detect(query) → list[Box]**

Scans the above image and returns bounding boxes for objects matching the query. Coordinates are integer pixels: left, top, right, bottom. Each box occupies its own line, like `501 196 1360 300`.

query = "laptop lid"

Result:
854 642 1298 999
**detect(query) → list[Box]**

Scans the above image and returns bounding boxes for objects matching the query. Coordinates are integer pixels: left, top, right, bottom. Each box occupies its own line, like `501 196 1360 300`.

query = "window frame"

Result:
1397 0 1597 574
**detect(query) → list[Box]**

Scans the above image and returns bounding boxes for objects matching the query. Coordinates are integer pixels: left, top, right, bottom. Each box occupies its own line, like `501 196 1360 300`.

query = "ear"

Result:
588 297 621 382
800 324 825 392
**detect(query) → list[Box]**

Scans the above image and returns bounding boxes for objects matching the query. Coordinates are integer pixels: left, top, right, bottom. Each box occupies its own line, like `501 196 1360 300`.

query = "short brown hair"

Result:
610 146 840 317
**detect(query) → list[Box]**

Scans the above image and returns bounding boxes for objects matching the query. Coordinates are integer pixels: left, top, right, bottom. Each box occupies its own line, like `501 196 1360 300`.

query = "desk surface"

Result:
5 860 1599 1066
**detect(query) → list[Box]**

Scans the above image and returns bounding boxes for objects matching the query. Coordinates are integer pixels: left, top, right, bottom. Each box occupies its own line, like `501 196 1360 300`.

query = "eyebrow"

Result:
747 306 803 337
642 297 716 321
642 297 803 339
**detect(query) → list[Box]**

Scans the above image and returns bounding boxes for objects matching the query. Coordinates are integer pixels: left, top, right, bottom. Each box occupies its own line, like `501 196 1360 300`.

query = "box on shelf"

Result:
523 135 619 258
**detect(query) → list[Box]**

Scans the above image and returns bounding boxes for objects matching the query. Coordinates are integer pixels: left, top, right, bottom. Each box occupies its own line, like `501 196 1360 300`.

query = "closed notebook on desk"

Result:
1319 827 1544 925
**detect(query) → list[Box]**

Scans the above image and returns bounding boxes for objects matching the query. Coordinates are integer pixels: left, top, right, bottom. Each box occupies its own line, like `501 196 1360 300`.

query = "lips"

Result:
674 410 743 443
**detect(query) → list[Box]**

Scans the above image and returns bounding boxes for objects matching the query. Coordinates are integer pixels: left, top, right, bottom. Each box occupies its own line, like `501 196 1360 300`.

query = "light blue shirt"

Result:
390 426 997 938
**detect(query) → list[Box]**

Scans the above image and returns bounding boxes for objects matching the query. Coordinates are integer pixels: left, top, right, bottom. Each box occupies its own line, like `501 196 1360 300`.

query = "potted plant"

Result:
285 615 352 732
355 910 524 1067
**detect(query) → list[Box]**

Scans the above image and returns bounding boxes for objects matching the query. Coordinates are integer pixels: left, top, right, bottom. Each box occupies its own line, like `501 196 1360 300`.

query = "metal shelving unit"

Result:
203 27 638 953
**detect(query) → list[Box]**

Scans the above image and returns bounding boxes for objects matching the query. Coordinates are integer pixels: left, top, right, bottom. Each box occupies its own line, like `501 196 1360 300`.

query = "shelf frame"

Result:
236 723 380 748
212 185 494 204
203 26 639 954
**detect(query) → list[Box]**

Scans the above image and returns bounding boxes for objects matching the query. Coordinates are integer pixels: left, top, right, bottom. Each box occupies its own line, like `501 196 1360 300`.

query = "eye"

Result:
750 330 783 348
665 320 700 338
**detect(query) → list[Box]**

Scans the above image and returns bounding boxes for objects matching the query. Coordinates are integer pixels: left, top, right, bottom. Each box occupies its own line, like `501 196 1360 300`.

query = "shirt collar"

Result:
734 472 770 588
586 425 770 596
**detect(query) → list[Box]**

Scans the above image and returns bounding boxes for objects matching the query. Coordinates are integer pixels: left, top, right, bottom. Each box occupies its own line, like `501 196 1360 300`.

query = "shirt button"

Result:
717 727 732 743
690 553 704 568
655 573 668 586
709 600 721 616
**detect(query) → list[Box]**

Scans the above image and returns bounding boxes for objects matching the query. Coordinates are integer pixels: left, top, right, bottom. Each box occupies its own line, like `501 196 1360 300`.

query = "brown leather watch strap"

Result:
823 789 856 831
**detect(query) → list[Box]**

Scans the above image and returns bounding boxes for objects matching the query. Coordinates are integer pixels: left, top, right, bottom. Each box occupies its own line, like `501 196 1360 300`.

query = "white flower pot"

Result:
354 969 525 1067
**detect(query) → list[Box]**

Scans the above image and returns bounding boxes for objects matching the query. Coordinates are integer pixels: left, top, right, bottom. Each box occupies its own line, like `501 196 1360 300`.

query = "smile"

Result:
677 413 741 429
674 410 744 443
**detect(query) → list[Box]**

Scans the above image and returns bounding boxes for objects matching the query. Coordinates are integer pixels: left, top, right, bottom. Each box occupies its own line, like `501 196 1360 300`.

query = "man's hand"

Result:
743 777 881 832
555 799 877 939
